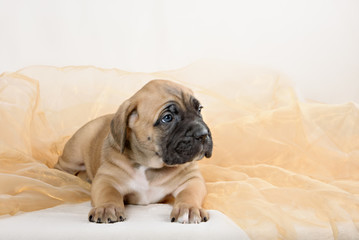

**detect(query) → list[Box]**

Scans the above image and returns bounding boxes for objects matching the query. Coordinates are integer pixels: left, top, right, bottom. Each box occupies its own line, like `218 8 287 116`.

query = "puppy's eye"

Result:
161 113 173 123
198 105 203 113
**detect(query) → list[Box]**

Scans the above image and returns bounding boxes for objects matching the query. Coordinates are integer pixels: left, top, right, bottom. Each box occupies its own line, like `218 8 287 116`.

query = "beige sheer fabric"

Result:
1 61 358 239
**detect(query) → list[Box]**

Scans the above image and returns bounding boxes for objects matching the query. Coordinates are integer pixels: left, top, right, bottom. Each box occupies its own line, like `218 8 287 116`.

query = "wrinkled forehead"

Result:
134 80 195 118
144 80 192 96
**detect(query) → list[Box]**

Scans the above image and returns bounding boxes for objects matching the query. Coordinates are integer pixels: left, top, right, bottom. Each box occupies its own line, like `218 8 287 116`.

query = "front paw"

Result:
88 204 126 224
170 203 209 224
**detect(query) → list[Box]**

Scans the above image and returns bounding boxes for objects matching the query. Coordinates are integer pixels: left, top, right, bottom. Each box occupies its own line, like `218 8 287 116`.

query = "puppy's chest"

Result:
126 166 169 205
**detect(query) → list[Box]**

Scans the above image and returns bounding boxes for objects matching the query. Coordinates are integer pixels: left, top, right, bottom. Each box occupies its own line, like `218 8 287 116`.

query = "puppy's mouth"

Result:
162 134 213 166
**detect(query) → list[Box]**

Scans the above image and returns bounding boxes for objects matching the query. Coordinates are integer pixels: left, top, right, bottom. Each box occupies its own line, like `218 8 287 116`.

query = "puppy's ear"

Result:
110 99 137 153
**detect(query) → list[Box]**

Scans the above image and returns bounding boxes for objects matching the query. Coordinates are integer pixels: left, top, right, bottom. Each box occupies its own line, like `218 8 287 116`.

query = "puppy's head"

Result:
110 80 213 168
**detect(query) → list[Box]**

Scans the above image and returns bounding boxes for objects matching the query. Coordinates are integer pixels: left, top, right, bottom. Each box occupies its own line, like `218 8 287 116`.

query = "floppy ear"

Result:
110 99 136 153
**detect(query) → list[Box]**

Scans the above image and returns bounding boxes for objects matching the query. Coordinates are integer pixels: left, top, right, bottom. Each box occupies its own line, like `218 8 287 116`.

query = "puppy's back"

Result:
55 114 114 180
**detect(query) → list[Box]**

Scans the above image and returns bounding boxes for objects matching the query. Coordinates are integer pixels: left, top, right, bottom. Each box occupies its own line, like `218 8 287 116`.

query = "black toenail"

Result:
119 216 124 222
203 217 208 222
171 217 175 222
97 218 102 223
89 215 94 222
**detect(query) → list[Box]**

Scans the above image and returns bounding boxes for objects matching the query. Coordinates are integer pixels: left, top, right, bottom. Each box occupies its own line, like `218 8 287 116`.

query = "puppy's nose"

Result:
194 127 209 140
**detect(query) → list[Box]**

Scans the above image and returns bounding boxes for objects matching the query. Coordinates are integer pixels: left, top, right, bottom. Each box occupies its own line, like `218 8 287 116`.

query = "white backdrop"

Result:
0 0 358 104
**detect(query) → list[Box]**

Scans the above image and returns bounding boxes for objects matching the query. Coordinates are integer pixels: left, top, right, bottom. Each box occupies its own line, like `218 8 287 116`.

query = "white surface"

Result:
0 202 249 240
0 0 358 104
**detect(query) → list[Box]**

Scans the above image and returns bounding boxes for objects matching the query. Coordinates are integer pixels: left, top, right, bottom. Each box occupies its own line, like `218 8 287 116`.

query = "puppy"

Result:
55 80 213 224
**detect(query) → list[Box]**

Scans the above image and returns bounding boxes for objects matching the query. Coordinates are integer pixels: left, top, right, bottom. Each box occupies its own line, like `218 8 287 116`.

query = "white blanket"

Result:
0 202 249 240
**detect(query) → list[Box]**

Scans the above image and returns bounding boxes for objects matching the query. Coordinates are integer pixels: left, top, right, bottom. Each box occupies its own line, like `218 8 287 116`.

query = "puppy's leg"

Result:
54 155 85 175
171 177 209 224
89 175 126 224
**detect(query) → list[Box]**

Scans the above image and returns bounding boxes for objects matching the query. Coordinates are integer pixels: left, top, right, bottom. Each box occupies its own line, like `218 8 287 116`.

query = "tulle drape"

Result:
1 61 358 239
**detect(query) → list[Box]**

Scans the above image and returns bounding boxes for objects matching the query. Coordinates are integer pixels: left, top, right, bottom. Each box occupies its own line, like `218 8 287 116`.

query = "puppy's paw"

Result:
170 203 209 224
88 204 126 224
